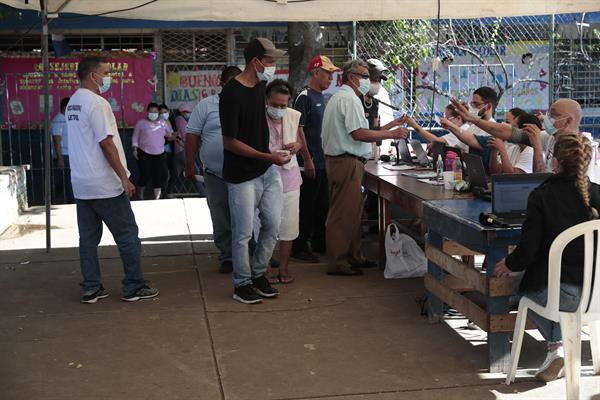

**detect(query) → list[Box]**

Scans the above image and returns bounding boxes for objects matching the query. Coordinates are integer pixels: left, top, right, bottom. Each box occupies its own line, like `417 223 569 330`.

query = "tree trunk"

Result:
287 22 323 96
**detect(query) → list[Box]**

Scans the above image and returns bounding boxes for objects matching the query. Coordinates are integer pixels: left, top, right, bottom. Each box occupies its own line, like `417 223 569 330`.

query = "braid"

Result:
554 132 598 219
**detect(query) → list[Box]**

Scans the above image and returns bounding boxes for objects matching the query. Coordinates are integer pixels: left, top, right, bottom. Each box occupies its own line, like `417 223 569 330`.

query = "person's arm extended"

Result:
440 118 482 150
404 116 445 144
99 135 135 197
185 134 200 180
351 127 408 143
450 98 513 140
53 136 64 168
223 136 289 165
296 127 315 178
488 138 517 173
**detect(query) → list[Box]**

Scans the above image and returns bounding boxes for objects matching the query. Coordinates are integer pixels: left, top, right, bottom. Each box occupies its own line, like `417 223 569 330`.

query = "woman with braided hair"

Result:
494 132 600 382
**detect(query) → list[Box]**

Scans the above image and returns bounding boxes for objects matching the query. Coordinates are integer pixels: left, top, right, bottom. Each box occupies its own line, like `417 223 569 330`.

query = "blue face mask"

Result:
267 105 286 120
256 60 276 82
543 113 566 136
94 74 111 94
358 78 371 96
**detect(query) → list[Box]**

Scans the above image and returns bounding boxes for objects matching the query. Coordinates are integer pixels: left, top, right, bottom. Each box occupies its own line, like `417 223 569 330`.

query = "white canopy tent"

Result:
1 0 599 251
1 0 599 21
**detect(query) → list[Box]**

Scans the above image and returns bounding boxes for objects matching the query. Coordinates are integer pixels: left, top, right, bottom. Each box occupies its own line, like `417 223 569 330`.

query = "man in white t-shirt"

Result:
66 56 159 304
451 98 597 181
439 86 498 152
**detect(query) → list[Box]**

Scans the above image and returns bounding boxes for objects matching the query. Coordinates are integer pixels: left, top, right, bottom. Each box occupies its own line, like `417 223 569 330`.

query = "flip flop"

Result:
327 268 364 276
278 274 295 284
266 274 280 284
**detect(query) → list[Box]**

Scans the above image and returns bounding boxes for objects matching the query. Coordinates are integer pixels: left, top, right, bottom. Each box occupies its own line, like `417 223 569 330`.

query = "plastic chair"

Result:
506 219 600 400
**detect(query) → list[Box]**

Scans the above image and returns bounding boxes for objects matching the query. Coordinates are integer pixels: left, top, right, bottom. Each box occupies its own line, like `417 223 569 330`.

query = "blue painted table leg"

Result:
426 230 444 323
485 246 511 373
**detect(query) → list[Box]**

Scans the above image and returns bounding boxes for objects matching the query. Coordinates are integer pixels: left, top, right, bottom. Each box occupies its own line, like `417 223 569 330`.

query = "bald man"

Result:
451 98 588 175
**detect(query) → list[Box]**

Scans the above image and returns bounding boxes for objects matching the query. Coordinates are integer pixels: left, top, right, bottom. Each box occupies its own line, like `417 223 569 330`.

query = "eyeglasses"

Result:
351 71 370 79
469 101 486 108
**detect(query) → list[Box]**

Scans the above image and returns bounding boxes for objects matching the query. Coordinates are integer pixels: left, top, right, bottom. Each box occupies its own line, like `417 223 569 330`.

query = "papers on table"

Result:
402 171 438 179
418 178 444 186
381 164 414 171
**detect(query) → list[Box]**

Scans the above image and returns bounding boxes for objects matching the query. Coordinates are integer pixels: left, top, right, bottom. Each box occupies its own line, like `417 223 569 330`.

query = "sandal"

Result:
266 273 280 284
278 274 294 284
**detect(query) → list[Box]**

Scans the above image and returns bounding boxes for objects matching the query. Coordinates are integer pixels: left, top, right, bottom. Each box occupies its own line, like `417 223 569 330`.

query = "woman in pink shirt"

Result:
132 102 173 199
264 80 307 284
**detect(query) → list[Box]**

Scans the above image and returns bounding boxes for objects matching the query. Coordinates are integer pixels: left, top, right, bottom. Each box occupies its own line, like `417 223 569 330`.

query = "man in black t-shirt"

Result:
219 37 290 305
291 55 340 262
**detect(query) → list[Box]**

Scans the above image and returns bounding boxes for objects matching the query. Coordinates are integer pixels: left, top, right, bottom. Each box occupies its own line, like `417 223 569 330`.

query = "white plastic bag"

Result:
384 223 427 279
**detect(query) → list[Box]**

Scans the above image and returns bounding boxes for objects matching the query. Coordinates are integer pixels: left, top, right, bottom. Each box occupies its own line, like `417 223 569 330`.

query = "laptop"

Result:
397 139 414 165
463 153 489 198
491 173 552 226
410 140 430 167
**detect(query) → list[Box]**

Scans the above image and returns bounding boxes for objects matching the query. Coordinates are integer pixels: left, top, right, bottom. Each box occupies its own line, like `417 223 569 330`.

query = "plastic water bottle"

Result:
436 155 444 182
445 151 457 171
454 156 463 181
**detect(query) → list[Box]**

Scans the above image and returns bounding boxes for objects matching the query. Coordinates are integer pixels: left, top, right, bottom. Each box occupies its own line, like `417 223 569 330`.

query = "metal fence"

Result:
357 13 600 135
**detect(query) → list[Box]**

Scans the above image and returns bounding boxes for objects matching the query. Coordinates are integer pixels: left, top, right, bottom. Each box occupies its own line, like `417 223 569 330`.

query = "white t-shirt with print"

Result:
66 88 129 200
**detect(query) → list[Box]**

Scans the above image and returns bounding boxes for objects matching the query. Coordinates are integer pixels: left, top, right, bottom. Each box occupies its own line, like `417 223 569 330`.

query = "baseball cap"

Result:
367 58 390 81
179 103 193 113
307 55 340 73
244 38 286 63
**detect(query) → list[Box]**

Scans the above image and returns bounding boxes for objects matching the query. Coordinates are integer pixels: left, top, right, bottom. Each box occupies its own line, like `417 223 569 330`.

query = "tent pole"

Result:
41 0 51 252
548 14 555 106
351 21 357 60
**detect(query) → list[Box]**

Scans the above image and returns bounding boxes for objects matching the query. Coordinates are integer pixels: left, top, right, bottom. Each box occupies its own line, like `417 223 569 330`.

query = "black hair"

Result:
158 103 169 111
244 38 265 64
517 112 543 130
77 56 107 81
473 86 498 112
147 102 159 111
266 79 294 99
221 66 242 85
507 107 526 119
60 97 70 111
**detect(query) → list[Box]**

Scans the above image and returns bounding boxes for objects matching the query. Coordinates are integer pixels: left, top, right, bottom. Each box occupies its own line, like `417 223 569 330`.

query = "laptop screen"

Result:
492 174 552 215
398 139 412 163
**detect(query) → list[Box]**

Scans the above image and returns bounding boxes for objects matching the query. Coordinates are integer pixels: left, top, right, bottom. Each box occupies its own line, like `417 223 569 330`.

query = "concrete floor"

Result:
1 199 599 400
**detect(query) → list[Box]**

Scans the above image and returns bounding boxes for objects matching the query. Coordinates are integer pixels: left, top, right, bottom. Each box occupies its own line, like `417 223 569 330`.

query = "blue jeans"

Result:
76 192 145 296
523 283 582 344
204 171 232 264
228 165 282 287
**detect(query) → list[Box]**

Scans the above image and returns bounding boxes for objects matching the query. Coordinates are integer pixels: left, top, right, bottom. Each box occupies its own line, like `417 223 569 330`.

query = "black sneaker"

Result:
121 285 159 302
81 287 110 304
351 259 377 269
219 260 233 274
252 275 279 298
291 249 319 263
233 284 262 304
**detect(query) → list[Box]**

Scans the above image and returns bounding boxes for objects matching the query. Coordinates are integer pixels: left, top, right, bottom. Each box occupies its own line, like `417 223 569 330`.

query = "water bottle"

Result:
445 151 457 171
436 155 444 182
453 156 463 181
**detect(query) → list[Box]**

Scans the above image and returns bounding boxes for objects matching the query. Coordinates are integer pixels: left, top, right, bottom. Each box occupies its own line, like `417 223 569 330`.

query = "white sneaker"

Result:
535 348 565 382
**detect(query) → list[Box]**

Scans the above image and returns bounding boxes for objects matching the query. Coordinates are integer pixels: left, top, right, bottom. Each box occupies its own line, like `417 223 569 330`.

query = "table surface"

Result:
364 160 407 176
377 174 473 202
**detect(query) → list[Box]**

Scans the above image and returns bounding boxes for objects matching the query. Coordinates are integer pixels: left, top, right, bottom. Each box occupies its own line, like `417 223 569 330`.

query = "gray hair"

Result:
341 59 368 83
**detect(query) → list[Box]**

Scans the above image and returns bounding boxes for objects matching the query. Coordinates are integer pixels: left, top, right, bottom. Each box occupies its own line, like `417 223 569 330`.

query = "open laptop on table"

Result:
382 139 416 171
491 173 552 226
409 139 430 167
463 153 490 200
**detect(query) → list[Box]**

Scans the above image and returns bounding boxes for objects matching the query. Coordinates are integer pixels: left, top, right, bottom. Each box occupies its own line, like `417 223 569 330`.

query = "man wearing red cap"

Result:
291 55 339 262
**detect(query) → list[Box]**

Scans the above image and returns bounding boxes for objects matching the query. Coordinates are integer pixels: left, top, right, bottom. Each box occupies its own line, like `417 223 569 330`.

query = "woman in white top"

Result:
489 110 537 174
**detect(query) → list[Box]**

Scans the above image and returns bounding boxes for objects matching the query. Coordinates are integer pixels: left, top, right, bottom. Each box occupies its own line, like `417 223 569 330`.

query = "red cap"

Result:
307 55 340 73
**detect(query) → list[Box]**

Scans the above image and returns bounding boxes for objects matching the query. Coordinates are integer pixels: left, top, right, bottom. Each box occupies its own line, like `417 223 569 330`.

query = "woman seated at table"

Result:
494 132 600 382
489 112 537 174
404 104 467 152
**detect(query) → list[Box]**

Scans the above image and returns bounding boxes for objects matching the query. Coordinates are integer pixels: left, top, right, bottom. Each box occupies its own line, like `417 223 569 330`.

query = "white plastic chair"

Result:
506 219 600 400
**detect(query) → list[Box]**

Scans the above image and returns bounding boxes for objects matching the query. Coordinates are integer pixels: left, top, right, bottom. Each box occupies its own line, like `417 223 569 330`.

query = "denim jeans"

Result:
228 165 282 287
76 191 145 296
523 283 582 344
204 171 232 264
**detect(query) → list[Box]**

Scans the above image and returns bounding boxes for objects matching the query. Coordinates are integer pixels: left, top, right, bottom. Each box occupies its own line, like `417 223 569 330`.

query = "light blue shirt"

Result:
51 112 68 156
186 95 224 178
322 84 371 159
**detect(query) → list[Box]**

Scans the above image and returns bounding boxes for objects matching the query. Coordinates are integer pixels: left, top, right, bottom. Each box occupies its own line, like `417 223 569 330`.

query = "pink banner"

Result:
0 55 155 129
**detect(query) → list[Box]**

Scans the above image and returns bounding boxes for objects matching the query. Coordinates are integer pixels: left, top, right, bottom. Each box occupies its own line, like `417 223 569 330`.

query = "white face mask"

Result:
358 78 371 96
160 112 169 120
368 82 381 96
256 60 276 82
267 105 285 120
148 112 159 121
468 104 485 118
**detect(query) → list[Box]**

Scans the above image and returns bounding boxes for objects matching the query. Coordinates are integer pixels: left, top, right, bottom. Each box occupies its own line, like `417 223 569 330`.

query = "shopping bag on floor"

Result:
384 223 427 279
